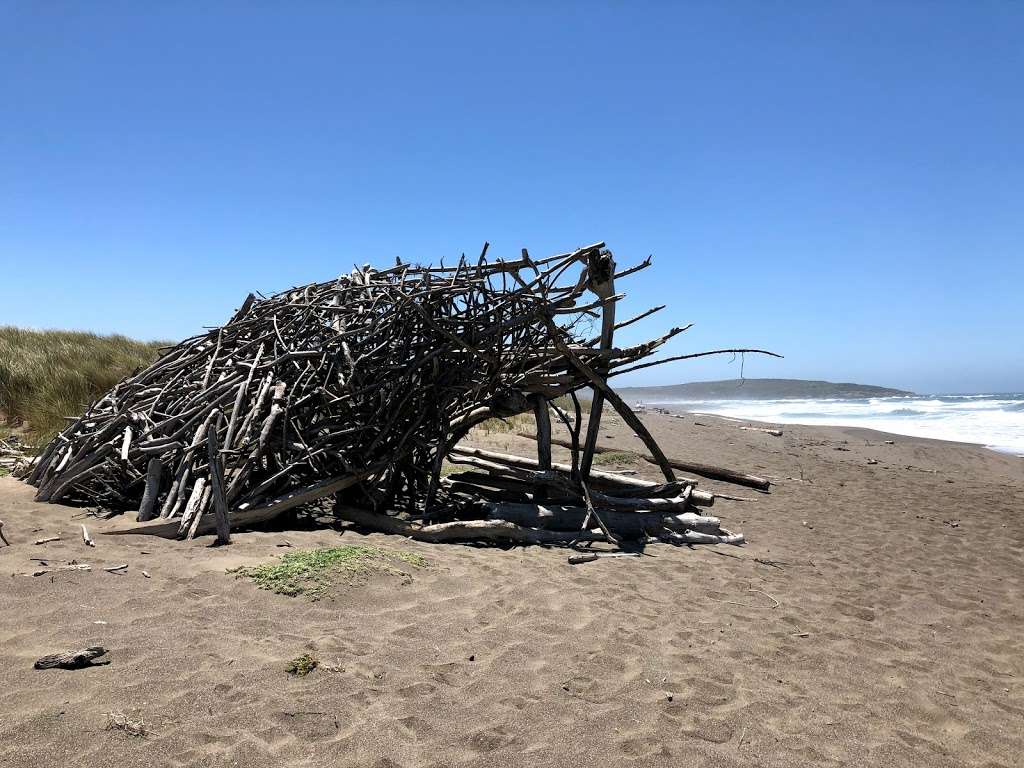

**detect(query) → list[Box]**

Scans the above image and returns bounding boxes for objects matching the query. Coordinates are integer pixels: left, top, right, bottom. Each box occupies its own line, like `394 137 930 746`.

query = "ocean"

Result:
639 394 1024 455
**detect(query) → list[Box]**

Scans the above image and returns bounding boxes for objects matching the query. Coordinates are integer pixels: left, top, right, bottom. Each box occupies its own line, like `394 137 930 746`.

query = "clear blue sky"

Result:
2 2 1021 394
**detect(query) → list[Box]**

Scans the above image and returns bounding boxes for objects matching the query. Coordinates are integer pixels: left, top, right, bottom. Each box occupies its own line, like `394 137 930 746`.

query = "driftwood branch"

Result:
34 645 108 670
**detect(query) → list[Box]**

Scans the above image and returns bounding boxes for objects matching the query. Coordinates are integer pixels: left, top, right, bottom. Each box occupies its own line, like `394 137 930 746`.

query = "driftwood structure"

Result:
24 242 774 547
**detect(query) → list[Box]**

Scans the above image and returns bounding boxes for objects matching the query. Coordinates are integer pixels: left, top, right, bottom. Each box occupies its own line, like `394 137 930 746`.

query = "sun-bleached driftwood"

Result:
485 503 723 538
568 552 641 564
26 242 769 550
336 504 605 545
449 446 715 506
34 645 108 670
521 434 772 491
30 563 91 576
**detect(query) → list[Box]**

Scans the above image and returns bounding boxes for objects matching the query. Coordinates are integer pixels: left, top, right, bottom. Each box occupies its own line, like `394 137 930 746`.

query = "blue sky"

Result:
2 2 1021 394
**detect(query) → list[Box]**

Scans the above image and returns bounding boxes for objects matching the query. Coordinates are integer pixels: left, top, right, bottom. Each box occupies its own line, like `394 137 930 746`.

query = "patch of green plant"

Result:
0 466 9 477
286 653 319 677
232 545 427 599
591 450 642 466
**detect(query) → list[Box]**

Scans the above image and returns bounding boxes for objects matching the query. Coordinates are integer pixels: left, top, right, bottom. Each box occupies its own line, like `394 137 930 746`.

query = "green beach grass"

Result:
0 326 168 445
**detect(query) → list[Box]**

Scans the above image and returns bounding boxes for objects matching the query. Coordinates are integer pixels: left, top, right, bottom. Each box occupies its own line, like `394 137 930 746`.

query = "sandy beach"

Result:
1 412 1022 767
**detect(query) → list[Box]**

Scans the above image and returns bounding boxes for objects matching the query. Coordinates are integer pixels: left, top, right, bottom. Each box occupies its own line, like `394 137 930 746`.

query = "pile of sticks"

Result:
23 242 772 547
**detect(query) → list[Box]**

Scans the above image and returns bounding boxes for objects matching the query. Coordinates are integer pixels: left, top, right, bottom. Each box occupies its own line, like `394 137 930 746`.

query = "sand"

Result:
1 412 1022 767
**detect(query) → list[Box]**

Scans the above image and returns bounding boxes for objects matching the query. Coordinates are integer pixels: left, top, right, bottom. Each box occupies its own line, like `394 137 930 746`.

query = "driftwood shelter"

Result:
24 242 773 548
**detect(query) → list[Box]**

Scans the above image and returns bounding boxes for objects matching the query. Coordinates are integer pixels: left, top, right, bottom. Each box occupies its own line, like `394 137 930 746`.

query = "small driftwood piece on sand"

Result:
740 426 783 437
25 242 774 550
568 552 641 564
34 535 61 545
31 563 91 576
81 525 95 547
34 645 108 670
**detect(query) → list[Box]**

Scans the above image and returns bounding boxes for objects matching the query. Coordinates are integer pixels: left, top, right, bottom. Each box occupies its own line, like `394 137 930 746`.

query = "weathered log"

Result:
451 446 695 490
34 645 108 670
336 504 605 545
484 503 722 538
137 457 163 522
486 502 667 538
525 434 771 492
450 447 714 506
579 248 616 478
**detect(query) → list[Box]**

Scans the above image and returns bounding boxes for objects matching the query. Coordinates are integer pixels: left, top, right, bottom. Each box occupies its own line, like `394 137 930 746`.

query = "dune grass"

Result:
591 450 642 466
473 395 593 437
0 326 168 445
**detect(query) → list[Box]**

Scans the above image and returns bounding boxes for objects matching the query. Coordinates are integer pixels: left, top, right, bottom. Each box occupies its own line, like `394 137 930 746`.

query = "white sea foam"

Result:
640 394 1024 454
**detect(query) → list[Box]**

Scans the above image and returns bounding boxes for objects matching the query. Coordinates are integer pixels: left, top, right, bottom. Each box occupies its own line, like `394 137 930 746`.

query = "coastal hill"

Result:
619 378 915 401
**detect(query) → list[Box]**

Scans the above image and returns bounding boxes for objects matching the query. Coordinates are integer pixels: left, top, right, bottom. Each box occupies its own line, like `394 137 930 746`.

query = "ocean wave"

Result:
643 394 1024 454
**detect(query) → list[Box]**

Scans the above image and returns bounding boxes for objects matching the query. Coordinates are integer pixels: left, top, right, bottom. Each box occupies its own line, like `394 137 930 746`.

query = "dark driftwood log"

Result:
531 394 552 502
521 434 771 492
137 457 163 522
579 248 616 478
34 645 108 670
486 503 665 538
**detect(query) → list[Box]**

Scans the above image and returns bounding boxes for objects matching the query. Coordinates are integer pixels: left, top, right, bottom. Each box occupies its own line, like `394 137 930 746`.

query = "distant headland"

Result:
618 378 915 401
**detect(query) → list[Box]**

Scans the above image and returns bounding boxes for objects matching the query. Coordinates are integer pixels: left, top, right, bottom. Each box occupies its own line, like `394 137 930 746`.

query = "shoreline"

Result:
640 402 1024 458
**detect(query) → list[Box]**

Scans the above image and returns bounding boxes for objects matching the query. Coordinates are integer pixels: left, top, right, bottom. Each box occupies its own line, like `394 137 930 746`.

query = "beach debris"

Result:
867 458 879 465
104 711 149 737
0 519 8 546
34 535 61 545
103 563 129 573
567 551 642 564
141 570 151 578
740 426 783 437
23 243 776 549
34 645 108 670
707 588 780 610
285 653 319 676
0 435 29 474
81 524 95 547
30 562 92 577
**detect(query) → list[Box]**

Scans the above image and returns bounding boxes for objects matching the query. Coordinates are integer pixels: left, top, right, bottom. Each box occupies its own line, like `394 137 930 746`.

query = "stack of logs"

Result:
22 242 774 548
